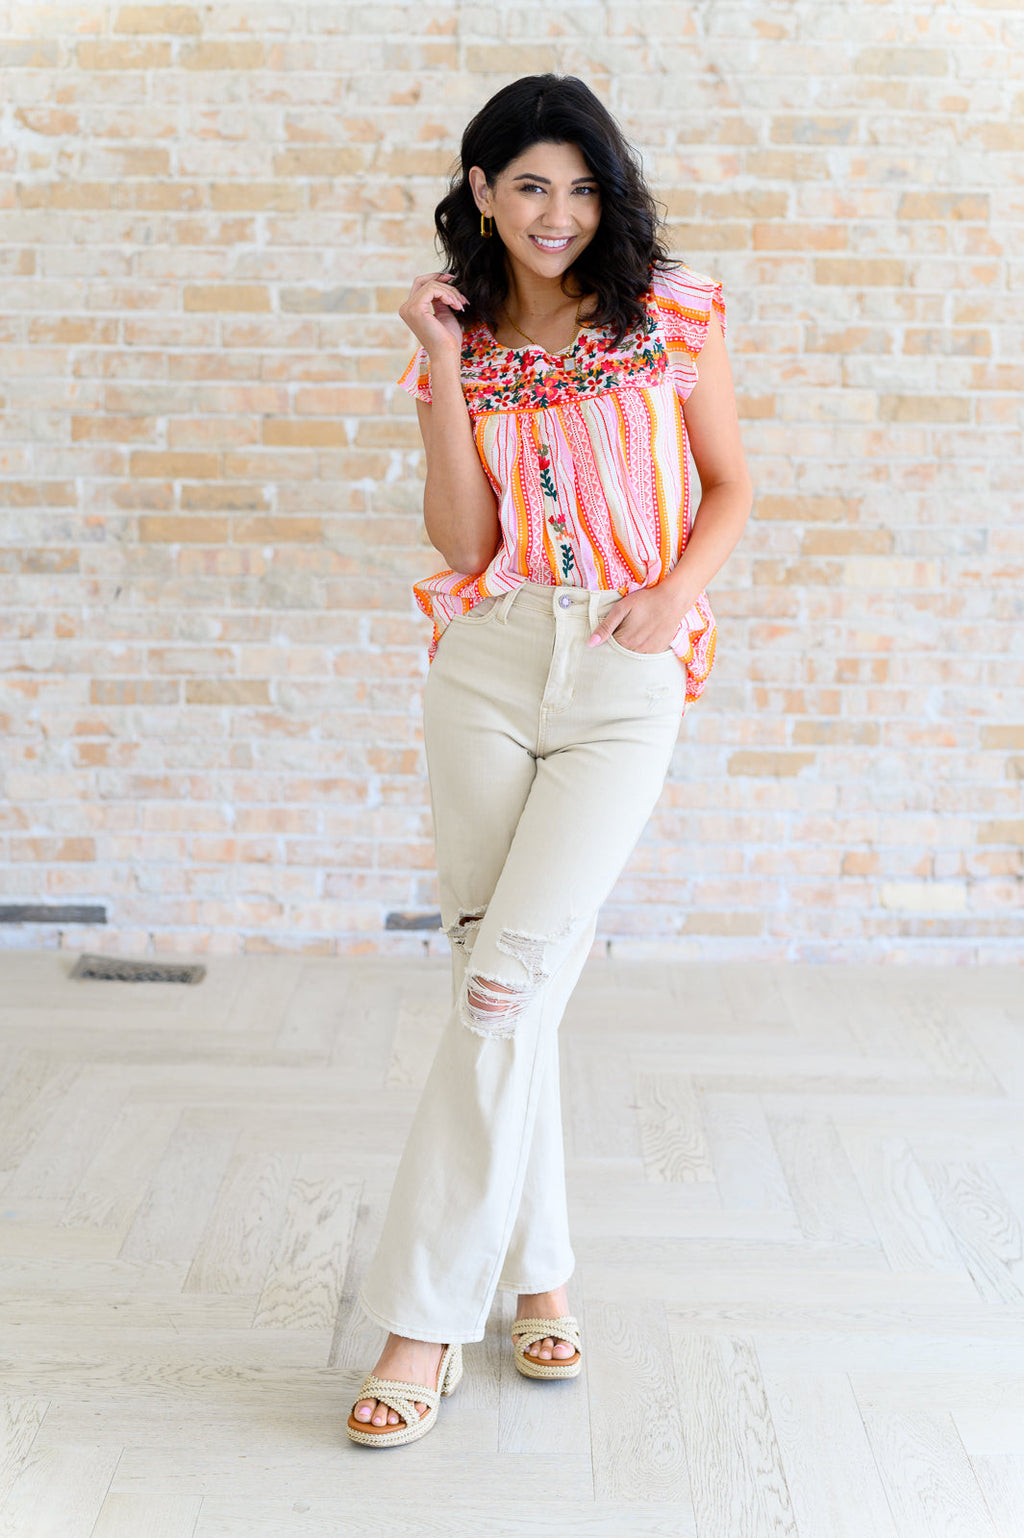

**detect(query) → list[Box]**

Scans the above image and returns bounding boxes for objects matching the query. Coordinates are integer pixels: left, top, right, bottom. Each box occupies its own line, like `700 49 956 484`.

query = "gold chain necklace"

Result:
501 296 586 352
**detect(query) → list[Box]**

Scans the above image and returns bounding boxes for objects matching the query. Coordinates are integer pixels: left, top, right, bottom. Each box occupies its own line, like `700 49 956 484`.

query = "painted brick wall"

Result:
1 2 1021 962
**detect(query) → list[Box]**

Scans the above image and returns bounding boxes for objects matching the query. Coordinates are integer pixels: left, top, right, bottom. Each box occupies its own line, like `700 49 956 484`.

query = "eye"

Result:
516 183 600 196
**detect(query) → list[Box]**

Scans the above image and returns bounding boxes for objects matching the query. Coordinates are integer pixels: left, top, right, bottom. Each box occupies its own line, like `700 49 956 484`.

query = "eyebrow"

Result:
510 173 599 184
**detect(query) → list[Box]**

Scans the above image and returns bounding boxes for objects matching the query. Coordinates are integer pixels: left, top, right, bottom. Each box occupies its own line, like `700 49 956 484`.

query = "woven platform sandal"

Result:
511 1315 583 1380
346 1341 463 1448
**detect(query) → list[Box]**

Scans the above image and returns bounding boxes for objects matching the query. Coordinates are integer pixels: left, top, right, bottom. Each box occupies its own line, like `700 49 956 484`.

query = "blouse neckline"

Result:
470 284 657 361
473 316 591 360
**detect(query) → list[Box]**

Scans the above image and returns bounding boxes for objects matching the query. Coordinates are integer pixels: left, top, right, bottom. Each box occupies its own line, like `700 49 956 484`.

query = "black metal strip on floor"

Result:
70 954 206 985
385 911 443 930
0 905 107 924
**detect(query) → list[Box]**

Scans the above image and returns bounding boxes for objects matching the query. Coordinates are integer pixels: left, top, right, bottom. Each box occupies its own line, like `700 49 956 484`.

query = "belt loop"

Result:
495 588 517 625
587 590 600 634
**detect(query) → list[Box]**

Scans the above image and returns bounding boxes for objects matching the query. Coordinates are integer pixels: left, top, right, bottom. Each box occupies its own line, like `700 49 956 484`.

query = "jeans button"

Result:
558 593 572 609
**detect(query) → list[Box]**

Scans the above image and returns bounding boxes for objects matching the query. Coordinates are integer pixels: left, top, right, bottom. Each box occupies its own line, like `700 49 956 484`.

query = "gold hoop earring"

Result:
480 211 494 239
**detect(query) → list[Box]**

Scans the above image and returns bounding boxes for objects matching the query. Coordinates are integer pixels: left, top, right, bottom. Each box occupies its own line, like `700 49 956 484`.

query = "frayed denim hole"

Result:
459 973 533 1040
494 928 550 987
458 924 566 1039
448 910 485 955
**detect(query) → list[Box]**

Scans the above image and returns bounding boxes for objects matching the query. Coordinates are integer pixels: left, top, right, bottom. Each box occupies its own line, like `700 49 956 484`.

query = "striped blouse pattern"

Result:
397 263 726 708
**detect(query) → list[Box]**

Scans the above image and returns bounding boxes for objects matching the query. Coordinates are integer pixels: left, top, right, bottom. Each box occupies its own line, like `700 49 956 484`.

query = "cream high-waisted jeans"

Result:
358 580 687 1344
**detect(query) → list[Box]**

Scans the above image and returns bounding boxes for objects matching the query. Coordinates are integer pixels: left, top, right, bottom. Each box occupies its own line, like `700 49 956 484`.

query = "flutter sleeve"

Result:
649 264 727 404
396 342 432 403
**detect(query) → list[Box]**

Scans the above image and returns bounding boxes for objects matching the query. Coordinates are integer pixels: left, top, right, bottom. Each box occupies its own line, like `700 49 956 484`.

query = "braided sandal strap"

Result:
511 1315 582 1353
355 1372 439 1425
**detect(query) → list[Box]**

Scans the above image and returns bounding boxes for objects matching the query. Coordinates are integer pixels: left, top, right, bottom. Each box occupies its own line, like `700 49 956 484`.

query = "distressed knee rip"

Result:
462 974 533 1038
449 910 485 954
458 927 552 1040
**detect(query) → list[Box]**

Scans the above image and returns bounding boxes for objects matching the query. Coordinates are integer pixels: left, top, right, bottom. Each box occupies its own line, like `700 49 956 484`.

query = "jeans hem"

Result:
495 1264 575 1295
356 1288 486 1347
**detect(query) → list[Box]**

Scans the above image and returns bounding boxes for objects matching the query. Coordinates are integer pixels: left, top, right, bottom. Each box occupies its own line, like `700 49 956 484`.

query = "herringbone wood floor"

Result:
1 951 1022 1538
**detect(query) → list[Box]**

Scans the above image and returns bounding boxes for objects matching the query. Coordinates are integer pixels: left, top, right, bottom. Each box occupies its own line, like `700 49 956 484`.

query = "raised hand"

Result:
398 271 467 359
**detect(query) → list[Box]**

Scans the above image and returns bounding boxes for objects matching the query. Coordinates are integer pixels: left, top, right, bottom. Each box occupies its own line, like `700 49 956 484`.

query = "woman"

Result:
348 74 751 1448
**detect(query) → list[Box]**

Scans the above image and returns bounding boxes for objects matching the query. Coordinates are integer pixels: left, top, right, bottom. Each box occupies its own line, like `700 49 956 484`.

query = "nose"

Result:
540 189 575 229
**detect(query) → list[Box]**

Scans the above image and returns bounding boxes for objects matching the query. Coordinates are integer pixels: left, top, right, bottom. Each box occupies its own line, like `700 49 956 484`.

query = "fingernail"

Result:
587 635 602 647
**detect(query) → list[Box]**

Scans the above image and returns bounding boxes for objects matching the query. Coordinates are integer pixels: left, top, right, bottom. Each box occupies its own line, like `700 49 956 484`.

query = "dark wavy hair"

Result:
435 75 677 347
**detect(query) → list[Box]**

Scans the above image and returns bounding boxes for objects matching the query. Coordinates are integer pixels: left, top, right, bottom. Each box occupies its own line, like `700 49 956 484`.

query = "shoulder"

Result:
648 262 727 351
397 341 432 403
649 261 725 316
397 317 494 406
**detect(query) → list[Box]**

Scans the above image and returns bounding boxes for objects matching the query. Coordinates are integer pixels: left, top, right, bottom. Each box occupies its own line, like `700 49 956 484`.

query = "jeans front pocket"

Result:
448 595 499 627
604 631 674 661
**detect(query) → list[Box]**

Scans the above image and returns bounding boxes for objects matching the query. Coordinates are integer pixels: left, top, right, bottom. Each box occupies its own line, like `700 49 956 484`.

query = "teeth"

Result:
533 236 572 248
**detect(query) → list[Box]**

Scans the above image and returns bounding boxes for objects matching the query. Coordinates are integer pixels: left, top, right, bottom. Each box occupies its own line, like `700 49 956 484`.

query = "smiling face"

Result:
469 140 602 286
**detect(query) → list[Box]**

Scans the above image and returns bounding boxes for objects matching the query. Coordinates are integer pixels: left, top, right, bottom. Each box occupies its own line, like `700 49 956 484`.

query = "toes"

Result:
520 1336 575 1363
354 1392 430 1431
360 1399 410 1430
361 1401 427 1427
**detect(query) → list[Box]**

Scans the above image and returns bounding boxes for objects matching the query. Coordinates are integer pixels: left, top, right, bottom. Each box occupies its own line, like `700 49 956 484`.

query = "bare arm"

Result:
666 306 753 604
415 367 501 575
400 272 501 576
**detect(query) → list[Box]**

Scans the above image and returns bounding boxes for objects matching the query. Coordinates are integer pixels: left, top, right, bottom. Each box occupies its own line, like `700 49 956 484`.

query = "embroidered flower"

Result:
537 442 559 502
454 293 668 416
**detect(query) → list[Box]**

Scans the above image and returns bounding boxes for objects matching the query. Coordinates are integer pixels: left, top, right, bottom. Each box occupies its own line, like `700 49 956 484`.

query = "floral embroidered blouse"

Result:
396 262 727 707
